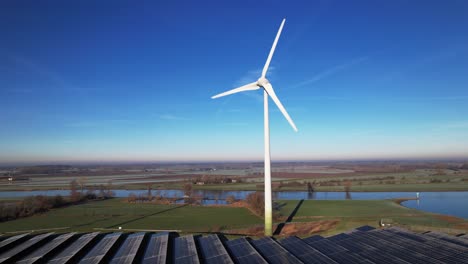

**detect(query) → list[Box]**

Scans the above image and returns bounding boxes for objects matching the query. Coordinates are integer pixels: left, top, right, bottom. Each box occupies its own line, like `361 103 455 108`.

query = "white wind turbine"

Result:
211 19 297 236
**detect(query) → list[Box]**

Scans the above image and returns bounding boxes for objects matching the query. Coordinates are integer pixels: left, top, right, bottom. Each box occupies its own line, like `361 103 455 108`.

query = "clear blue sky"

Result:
1 1 468 164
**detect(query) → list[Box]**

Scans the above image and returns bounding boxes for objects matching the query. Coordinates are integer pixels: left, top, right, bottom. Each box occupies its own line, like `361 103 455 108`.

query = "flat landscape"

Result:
0 197 467 237
1 162 468 192
1 161 467 237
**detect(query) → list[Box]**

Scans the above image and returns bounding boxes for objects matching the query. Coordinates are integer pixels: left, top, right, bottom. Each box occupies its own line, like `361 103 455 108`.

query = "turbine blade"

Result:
264 83 298 132
211 82 259 99
261 19 286 78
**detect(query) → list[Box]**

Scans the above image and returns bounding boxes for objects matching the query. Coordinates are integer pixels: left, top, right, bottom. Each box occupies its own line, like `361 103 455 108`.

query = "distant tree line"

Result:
0 195 67 222
0 179 114 223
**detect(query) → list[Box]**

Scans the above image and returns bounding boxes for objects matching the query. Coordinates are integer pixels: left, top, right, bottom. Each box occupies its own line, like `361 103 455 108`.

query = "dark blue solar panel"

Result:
0 233 29 252
17 232 75 264
0 232 53 263
48 232 99 264
250 237 302 264
110 232 145 264
355 225 376 232
173 235 199 264
327 233 350 242
142 232 169 264
197 235 233 264
304 239 348 255
79 232 122 264
225 237 267 264
280 236 338 264
302 235 324 244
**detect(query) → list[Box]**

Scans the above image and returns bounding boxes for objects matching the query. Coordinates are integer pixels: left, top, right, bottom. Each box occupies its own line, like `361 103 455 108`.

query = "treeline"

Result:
0 179 115 223
0 195 67 222
189 175 244 184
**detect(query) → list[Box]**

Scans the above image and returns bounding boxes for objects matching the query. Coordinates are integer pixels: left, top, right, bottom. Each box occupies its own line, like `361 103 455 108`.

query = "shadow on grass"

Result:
273 199 304 235
106 204 188 228
72 216 115 228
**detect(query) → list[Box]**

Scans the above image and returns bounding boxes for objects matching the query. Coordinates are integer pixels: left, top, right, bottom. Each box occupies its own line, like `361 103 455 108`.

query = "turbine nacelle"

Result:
257 77 270 88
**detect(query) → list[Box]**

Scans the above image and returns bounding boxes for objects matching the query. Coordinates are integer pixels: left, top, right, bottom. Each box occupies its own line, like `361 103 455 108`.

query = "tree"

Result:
183 183 193 197
128 193 137 203
147 184 153 201
105 180 115 198
70 179 81 202
245 192 264 216
77 177 87 192
226 195 236 204
344 180 352 200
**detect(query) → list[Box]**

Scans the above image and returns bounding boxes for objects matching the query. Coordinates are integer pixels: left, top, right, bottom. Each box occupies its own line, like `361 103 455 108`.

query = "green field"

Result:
277 199 468 236
1 198 467 237
0 198 262 233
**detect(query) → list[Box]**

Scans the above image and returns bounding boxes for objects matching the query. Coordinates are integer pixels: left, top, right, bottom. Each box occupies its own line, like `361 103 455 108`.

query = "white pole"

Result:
264 89 272 236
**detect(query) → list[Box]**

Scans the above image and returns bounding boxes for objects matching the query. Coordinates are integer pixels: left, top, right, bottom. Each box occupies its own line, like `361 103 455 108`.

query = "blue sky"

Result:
1 1 468 164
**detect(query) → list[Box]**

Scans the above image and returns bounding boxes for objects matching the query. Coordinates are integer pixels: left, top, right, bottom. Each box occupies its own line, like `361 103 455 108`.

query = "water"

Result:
402 192 468 219
0 189 466 219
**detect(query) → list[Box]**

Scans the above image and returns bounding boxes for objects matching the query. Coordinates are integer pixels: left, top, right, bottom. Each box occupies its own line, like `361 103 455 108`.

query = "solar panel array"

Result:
79 232 122 264
0 226 466 263
197 234 233 264
142 232 169 264
110 232 145 264
17 232 76 264
48 231 99 264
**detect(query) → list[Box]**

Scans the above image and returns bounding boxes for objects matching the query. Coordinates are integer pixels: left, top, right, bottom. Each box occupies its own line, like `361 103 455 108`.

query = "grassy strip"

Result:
1 198 466 236
0 198 262 233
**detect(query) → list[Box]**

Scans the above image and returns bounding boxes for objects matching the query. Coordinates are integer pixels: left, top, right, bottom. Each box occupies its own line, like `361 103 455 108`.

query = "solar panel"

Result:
142 232 169 264
225 237 267 264
302 235 324 244
327 233 350 242
173 235 200 264
0 232 53 263
425 231 468 247
304 239 348 255
78 232 122 264
47 232 99 264
363 230 450 263
354 225 376 232
250 237 302 264
0 233 29 252
280 236 338 264
16 232 76 264
110 232 145 264
197 234 233 264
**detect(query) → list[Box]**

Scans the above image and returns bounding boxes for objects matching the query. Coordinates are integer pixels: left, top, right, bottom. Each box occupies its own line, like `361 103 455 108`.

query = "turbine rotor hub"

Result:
257 77 270 87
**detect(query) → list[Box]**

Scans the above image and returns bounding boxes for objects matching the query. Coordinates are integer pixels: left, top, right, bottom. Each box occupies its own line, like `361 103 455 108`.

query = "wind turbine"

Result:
211 18 297 236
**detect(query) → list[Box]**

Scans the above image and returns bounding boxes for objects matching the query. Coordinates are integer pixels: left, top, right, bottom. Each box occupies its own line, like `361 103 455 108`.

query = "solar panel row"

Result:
225 237 267 264
110 232 145 264
197 234 233 264
142 232 169 264
0 233 29 252
78 232 122 264
0 232 53 263
173 235 199 264
250 237 302 264
280 236 338 264
17 232 76 264
0 225 465 263
48 232 99 264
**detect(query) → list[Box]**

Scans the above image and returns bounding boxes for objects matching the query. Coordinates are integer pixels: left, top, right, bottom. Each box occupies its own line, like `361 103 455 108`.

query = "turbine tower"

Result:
211 19 297 236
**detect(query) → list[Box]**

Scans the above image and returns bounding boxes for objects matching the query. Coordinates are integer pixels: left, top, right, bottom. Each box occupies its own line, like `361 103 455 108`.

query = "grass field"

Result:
277 199 468 236
1 198 467 237
0 198 262 233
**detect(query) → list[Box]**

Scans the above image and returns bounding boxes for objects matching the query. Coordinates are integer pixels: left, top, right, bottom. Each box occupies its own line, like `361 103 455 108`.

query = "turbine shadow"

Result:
106 204 188 229
273 199 304 236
